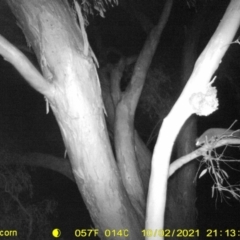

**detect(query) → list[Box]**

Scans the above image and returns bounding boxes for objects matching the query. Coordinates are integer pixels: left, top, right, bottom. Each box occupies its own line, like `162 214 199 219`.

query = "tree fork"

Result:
2 0 144 238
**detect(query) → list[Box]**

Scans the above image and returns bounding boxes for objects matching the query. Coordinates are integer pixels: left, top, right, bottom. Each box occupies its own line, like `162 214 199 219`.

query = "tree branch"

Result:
110 58 125 106
0 152 74 181
169 138 240 177
124 0 173 114
0 35 53 97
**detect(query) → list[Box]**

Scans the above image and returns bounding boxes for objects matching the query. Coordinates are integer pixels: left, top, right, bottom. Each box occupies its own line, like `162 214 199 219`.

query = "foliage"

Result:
197 142 240 204
0 162 57 240
76 0 118 24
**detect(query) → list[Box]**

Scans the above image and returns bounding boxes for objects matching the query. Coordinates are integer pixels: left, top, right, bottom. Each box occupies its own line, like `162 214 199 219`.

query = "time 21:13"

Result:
206 229 240 238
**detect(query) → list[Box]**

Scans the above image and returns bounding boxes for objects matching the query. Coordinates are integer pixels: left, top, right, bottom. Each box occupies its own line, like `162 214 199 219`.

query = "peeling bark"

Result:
2 0 144 238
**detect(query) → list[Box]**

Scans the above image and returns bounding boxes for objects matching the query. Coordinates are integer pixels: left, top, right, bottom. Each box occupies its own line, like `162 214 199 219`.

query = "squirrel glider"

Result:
196 128 240 146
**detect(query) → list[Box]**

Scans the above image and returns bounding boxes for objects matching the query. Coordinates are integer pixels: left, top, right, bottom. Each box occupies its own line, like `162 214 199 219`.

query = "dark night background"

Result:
1 0 240 239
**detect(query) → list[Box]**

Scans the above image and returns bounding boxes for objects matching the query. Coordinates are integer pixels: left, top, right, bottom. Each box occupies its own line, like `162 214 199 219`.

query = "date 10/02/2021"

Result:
142 229 240 238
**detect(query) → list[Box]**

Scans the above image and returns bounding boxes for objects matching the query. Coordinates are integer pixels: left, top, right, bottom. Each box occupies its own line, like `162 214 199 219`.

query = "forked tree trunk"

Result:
4 0 143 239
1 0 172 238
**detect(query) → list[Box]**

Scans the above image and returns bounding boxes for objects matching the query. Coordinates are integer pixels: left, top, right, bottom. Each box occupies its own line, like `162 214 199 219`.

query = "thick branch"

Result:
0 35 53 97
181 0 240 104
124 0 173 113
0 152 74 181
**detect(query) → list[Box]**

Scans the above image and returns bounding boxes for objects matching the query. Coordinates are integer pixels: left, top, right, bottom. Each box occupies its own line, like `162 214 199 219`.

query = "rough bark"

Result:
3 0 143 238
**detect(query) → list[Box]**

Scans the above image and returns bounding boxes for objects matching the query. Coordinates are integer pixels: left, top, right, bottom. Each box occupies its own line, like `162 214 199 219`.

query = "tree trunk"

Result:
166 2 220 234
166 116 197 231
5 0 143 239
146 1 240 239
165 2 210 233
